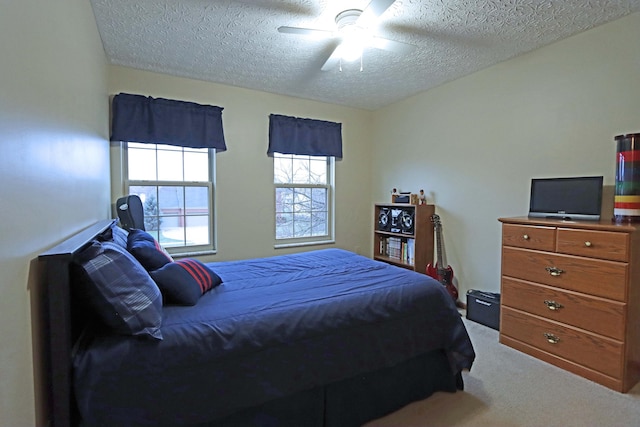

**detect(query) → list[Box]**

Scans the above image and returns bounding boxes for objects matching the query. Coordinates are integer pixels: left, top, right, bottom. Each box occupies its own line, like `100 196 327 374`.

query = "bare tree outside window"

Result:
274 154 331 240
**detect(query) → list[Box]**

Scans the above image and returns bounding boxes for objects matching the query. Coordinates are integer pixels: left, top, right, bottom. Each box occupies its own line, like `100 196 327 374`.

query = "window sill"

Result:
171 249 217 259
274 239 335 250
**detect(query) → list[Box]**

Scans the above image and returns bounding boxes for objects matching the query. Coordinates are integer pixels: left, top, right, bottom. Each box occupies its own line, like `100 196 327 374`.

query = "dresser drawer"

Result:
501 307 623 379
502 224 555 251
501 277 626 340
557 228 629 262
501 247 627 301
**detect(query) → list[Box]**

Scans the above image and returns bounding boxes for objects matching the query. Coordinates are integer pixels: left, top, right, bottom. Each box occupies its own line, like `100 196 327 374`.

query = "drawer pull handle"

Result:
543 333 560 344
522 234 530 240
544 300 564 311
584 241 592 247
545 267 564 276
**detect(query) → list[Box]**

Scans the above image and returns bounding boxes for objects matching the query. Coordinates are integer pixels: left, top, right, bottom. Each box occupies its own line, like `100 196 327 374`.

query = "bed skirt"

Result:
210 349 460 427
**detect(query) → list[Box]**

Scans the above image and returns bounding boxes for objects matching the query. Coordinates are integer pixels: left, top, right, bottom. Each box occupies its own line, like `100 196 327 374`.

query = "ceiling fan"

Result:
277 0 416 71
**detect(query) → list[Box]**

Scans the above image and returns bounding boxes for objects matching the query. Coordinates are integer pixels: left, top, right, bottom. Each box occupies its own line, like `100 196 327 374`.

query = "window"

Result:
274 153 334 245
120 142 215 254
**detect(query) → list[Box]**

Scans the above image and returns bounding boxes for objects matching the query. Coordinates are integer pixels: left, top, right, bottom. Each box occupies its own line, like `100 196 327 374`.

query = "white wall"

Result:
372 13 640 296
0 0 109 425
108 66 373 261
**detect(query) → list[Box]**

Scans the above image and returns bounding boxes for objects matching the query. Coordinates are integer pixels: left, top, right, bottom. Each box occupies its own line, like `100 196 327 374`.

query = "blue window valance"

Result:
268 114 342 158
110 93 227 151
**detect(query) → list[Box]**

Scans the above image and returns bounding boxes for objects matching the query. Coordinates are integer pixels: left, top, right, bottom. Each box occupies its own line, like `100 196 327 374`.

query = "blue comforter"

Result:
74 249 475 426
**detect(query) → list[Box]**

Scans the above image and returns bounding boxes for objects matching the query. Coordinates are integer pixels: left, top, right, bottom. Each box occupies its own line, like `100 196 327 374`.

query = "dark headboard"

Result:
38 220 114 427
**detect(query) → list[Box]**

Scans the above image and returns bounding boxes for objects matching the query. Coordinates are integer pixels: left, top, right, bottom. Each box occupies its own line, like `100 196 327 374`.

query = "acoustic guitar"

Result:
426 214 463 307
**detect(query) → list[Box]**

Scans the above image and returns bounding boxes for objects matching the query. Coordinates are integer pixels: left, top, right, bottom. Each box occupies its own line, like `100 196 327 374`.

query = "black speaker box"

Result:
378 208 391 231
466 290 500 330
400 210 414 234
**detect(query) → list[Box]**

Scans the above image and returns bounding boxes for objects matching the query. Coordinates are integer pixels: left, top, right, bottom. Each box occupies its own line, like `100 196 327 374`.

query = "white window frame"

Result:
111 141 217 256
274 154 335 248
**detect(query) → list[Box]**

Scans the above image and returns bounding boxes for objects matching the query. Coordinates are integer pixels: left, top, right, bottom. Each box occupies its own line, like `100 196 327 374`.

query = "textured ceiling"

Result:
90 0 640 110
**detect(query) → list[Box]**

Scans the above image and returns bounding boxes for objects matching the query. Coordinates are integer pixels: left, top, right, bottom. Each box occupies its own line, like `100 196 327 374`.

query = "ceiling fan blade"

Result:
358 0 396 23
370 36 416 55
278 26 334 38
320 46 342 71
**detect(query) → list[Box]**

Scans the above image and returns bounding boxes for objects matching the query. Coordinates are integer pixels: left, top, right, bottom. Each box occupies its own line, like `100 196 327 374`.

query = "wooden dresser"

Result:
498 216 640 392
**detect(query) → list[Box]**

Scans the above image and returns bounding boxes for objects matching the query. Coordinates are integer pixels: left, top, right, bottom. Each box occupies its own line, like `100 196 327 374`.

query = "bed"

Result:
38 219 475 427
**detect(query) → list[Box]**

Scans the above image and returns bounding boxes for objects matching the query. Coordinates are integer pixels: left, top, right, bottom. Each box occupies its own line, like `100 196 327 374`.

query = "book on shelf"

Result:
379 237 414 265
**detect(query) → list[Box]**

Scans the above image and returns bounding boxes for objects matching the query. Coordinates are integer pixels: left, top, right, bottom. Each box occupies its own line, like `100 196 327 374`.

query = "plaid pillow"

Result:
96 221 129 249
77 240 163 340
150 259 222 306
127 229 173 271
109 222 129 249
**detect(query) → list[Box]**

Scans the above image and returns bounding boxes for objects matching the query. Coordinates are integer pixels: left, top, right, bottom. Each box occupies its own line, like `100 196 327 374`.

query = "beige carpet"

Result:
365 316 640 427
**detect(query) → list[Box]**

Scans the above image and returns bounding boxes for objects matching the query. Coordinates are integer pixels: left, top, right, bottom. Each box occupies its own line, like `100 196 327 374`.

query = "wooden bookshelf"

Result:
373 203 434 274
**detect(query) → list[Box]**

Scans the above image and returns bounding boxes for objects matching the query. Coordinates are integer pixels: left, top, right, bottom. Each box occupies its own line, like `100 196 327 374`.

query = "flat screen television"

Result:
528 176 603 221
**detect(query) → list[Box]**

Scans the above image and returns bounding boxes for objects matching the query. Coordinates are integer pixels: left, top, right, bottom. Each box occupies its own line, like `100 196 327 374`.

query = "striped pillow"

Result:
150 259 222 306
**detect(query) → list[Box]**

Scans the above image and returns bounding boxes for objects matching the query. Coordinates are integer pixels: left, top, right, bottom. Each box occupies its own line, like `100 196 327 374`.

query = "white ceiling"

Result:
90 0 640 110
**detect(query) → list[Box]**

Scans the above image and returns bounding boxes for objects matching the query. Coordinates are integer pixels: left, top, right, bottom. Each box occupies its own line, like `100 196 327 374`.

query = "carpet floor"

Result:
365 315 640 427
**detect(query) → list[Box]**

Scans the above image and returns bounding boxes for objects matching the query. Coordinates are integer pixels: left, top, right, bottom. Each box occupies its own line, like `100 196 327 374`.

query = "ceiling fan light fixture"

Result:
336 41 363 62
338 30 370 62
335 9 362 29
335 9 372 62
278 1 412 72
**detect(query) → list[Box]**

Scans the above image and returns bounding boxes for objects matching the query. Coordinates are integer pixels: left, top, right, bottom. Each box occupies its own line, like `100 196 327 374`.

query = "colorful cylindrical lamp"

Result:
614 133 640 222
